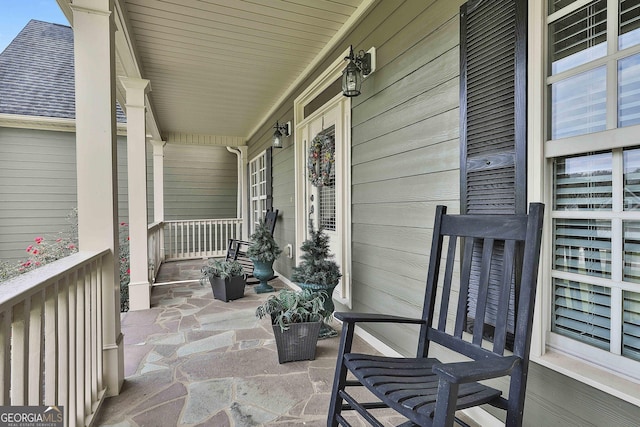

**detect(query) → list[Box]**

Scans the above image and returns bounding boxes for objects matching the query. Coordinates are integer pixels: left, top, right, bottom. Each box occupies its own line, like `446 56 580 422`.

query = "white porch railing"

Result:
147 221 164 283
0 250 110 427
164 218 243 261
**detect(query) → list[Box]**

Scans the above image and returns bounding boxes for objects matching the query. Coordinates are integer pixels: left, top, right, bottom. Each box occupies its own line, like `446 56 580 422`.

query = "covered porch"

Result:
95 260 414 426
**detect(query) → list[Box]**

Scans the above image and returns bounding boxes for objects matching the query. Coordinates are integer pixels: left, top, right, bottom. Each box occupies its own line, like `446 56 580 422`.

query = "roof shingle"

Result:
0 19 125 122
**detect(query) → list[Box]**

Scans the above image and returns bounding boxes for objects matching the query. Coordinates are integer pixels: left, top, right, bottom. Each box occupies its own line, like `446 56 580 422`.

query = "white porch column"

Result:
150 139 166 223
71 0 123 396
121 77 151 311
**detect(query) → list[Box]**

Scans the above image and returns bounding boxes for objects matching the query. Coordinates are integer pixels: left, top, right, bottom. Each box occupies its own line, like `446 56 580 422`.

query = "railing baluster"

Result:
11 300 29 405
0 310 10 405
90 263 98 404
57 276 70 425
68 271 77 427
28 291 44 405
44 283 59 406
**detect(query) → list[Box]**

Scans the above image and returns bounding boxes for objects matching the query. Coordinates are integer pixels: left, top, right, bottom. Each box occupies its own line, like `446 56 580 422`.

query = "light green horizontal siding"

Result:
163 144 237 220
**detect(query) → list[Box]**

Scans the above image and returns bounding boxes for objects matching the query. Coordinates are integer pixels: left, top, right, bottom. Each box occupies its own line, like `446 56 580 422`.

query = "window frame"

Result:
529 0 640 404
248 150 268 235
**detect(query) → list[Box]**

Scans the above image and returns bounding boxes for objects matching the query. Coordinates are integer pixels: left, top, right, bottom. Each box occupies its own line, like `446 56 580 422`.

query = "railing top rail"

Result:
164 218 243 223
148 221 163 231
0 249 110 312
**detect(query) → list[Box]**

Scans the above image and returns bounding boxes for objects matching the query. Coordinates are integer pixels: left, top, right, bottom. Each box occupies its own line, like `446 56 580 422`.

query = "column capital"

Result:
119 77 151 107
150 139 167 149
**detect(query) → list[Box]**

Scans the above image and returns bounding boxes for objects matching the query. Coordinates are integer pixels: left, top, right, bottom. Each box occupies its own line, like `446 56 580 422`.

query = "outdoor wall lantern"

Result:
341 45 375 97
272 121 291 148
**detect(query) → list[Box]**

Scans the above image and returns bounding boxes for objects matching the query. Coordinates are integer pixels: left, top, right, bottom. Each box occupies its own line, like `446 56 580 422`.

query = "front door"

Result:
295 94 351 306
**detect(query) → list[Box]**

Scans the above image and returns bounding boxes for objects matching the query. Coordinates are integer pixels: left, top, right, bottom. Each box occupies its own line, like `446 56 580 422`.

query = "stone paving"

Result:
95 260 406 427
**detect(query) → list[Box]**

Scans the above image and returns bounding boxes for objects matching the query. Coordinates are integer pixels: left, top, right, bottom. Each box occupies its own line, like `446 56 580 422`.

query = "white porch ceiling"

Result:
61 0 371 142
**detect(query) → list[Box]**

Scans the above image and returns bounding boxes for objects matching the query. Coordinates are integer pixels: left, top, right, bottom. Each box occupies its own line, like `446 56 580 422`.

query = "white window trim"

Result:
293 47 353 308
249 150 268 234
528 0 640 405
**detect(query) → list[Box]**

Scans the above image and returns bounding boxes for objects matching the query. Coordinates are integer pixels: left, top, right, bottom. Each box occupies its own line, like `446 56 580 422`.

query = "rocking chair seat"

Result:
343 353 502 426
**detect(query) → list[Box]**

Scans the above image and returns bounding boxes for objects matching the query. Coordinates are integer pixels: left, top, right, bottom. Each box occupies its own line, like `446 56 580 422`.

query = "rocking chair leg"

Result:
328 322 355 427
433 380 459 427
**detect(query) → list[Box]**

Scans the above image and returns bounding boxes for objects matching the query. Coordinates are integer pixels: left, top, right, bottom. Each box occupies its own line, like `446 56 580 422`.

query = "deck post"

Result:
71 0 123 396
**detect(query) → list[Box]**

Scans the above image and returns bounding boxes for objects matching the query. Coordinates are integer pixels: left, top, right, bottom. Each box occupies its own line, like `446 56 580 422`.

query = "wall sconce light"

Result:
341 45 375 97
272 120 291 148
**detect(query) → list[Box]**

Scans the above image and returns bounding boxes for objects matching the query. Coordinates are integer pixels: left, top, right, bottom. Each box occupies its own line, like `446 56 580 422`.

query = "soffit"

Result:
120 0 367 140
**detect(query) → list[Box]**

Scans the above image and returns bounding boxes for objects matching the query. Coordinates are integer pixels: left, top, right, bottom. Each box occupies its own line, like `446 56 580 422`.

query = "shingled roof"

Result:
0 19 125 122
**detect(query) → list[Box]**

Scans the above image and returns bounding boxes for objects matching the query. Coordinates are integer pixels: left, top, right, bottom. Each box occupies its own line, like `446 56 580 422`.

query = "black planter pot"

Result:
271 321 322 364
209 275 245 302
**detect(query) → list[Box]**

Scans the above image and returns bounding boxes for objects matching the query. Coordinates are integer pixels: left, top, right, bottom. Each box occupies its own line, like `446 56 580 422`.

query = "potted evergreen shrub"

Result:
291 221 341 338
246 220 282 293
200 259 246 302
255 289 331 363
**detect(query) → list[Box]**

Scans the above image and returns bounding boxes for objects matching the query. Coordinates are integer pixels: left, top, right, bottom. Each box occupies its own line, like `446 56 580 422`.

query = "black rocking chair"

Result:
226 209 279 283
328 203 544 427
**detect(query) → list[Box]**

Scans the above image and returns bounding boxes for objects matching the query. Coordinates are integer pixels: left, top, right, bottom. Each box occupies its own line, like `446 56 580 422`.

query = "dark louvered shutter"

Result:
460 0 527 347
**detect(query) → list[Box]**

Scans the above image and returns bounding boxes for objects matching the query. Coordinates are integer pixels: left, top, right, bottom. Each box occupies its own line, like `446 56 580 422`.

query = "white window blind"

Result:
619 0 640 49
623 290 640 358
553 278 612 349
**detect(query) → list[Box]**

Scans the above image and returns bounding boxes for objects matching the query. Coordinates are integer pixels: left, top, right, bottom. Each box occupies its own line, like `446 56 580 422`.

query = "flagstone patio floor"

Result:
94 259 409 427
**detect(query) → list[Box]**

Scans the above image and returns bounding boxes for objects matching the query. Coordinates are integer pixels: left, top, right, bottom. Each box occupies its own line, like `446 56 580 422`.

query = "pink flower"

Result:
120 222 127 226
35 262 41 266
68 244 75 249
32 249 39 255
126 268 130 275
26 245 33 253
127 236 130 241
56 238 62 242
23 261 32 267
34 237 43 244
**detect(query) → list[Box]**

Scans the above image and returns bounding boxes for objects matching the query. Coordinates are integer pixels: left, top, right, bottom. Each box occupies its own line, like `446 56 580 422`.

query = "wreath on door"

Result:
307 133 335 187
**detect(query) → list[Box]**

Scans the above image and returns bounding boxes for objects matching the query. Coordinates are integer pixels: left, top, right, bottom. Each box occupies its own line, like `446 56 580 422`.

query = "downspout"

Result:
227 146 248 240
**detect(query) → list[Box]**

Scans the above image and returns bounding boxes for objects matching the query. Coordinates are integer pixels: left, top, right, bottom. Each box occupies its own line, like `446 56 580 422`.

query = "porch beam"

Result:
121 77 152 311
71 0 123 396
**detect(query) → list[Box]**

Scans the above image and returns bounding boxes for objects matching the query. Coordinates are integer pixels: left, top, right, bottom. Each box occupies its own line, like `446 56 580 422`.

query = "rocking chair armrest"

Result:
334 312 426 325
433 355 521 384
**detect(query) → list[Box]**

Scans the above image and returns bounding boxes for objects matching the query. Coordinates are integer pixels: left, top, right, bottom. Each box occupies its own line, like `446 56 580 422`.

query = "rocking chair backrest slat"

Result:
454 236 475 339
472 237 495 346
494 239 517 354
420 204 544 361
437 236 458 332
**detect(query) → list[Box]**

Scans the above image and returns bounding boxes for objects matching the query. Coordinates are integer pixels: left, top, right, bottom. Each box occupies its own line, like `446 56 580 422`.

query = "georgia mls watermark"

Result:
0 406 63 427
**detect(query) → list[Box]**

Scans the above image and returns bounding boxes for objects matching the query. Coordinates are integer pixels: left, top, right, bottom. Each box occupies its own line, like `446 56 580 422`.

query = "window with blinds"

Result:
547 2 640 367
550 148 640 362
249 152 268 234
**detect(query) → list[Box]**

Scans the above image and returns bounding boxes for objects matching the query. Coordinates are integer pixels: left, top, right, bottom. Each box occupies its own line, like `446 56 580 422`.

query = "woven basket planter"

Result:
272 321 322 364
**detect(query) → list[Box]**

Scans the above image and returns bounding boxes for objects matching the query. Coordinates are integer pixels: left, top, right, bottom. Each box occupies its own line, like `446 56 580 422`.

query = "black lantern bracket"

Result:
345 45 376 77
341 45 376 97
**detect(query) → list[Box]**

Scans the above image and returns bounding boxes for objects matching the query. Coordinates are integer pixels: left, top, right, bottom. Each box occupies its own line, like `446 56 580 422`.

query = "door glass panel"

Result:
319 125 336 231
